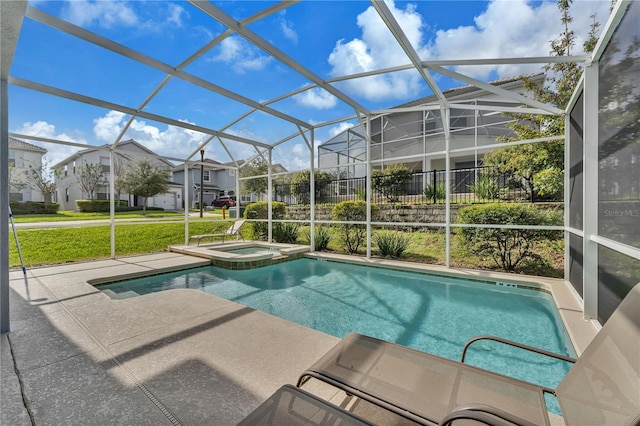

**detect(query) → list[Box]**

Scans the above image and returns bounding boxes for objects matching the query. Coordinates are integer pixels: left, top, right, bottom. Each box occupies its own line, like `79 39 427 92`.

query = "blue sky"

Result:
9 0 610 170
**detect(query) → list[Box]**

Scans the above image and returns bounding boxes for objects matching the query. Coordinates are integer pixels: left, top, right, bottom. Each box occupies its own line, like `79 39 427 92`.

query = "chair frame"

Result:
296 282 640 425
189 220 245 246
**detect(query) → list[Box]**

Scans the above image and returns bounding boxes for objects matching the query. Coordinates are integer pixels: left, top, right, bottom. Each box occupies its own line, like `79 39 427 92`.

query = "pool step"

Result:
101 289 140 299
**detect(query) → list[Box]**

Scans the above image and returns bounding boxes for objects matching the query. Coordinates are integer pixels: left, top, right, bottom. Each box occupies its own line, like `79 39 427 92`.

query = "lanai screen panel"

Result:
568 92 584 297
596 0 640 323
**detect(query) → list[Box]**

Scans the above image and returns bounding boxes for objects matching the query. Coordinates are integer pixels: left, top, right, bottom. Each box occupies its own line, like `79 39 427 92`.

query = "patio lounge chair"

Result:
295 282 640 426
237 384 374 426
189 220 245 246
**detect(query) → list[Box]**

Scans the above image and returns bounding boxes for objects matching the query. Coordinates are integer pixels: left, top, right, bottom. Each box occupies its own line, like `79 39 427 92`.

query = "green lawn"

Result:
9 220 563 278
8 221 234 267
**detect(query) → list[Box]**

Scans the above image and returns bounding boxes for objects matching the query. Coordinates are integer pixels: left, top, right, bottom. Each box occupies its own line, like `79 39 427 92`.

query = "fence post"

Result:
432 169 437 204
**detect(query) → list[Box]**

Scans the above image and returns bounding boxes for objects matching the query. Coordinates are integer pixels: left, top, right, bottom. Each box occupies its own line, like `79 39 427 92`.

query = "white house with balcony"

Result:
8 137 47 202
318 74 544 176
54 139 182 211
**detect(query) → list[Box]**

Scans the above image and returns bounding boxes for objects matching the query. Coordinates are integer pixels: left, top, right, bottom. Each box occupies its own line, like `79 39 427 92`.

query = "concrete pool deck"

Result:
1 252 597 425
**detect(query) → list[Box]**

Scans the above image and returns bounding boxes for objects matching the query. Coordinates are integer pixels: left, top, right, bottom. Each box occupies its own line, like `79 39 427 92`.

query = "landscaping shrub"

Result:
332 200 379 253
303 226 333 251
76 200 154 213
457 203 562 272
243 201 286 240
272 222 300 243
9 201 59 215
373 231 412 258
423 182 446 202
290 171 332 204
372 164 413 202
469 174 501 200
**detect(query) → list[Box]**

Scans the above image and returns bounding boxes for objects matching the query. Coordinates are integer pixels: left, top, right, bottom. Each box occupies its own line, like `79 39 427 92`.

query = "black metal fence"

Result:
273 166 558 206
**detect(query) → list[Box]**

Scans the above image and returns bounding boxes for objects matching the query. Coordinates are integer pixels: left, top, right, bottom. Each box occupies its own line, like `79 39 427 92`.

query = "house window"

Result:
100 156 110 173
9 149 16 167
65 188 69 202
97 185 108 200
229 169 236 176
64 165 68 176
203 170 210 182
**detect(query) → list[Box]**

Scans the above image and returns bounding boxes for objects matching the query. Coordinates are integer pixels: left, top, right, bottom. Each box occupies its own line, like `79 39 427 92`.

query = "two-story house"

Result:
54 139 182 211
318 74 544 184
171 158 229 208
8 137 47 202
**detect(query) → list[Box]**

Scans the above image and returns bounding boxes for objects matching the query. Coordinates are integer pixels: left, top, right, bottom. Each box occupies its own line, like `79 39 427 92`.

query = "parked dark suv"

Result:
212 196 236 207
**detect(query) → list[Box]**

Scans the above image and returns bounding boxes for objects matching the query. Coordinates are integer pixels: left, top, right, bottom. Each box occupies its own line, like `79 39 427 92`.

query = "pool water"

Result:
101 258 574 411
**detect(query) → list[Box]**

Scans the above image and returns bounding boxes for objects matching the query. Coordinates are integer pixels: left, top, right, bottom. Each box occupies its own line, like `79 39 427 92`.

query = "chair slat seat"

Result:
298 333 549 426
239 283 640 426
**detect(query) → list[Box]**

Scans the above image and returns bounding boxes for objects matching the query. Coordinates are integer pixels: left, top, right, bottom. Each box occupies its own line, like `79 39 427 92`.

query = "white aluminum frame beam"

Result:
189 0 370 117
10 77 271 149
1 0 27 333
427 65 565 115
24 7 311 131
371 0 449 110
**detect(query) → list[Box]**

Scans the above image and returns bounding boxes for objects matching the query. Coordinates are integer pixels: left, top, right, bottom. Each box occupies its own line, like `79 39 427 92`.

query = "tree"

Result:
372 164 413 202
240 157 269 200
484 0 601 200
457 204 562 272
27 158 62 203
77 162 107 200
120 160 170 214
332 200 380 253
291 170 332 204
8 164 27 198
112 152 133 203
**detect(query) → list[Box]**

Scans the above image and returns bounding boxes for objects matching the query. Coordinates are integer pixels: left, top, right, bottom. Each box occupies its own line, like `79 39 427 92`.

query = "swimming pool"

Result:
100 258 574 409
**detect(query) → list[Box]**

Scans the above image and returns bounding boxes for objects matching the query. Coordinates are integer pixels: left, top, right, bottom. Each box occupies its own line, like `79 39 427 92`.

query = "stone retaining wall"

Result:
285 203 562 224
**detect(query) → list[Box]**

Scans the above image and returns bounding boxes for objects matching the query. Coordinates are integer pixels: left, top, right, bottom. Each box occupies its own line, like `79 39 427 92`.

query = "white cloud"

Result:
166 3 186 27
13 121 87 166
428 1 558 78
329 122 355 137
426 0 612 79
280 17 298 43
62 0 139 28
92 111 273 164
294 87 338 109
273 142 309 172
328 0 426 101
93 110 126 143
328 0 610 99
211 37 272 74
92 111 208 161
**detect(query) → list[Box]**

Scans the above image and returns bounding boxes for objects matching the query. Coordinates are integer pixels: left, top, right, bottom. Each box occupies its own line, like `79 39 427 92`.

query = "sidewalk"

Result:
12 212 221 230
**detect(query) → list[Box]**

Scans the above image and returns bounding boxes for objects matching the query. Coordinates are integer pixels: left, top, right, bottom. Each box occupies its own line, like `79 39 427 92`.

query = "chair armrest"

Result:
440 404 540 426
461 335 577 364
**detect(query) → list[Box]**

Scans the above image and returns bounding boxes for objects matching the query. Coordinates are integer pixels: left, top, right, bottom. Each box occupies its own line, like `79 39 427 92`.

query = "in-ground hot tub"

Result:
169 241 309 269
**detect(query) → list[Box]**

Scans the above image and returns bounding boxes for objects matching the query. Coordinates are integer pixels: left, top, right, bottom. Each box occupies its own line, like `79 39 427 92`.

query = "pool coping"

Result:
167 241 310 269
